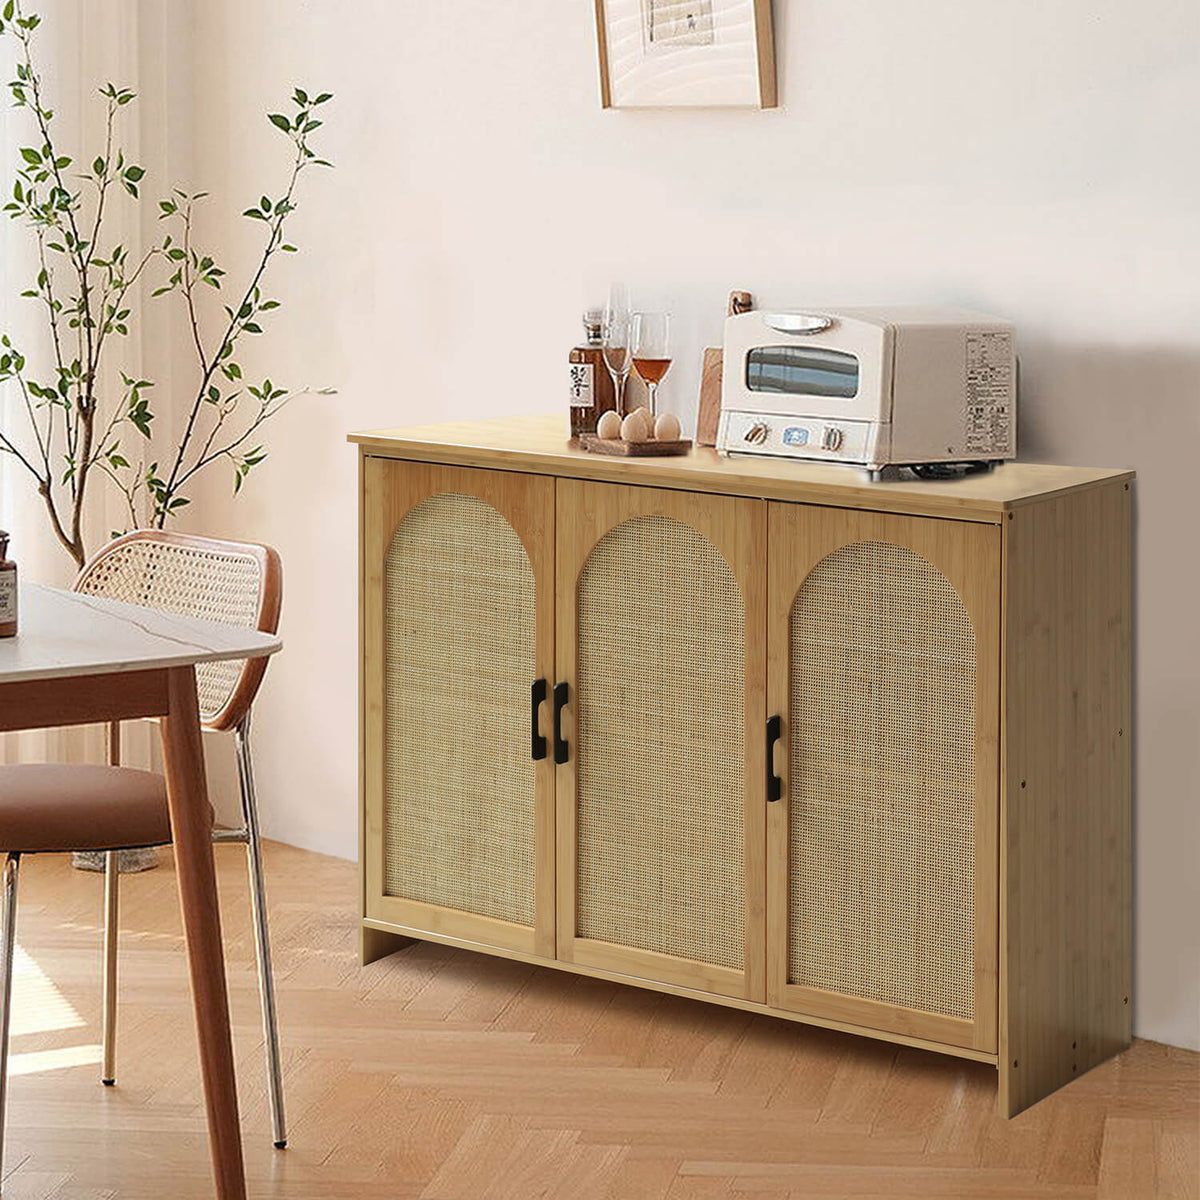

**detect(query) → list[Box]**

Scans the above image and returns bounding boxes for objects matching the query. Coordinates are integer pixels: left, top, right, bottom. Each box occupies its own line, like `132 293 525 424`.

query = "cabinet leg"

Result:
361 924 416 966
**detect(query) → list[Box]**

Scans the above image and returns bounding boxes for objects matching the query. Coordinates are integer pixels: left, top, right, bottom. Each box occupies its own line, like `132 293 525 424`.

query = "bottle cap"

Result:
582 309 605 345
0 531 8 558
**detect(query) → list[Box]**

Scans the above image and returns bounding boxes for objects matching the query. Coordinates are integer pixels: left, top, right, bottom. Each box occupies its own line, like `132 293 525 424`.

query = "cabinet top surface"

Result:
348 414 1133 522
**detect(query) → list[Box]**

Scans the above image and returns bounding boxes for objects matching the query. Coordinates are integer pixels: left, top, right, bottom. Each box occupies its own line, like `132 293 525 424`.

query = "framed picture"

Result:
595 0 776 110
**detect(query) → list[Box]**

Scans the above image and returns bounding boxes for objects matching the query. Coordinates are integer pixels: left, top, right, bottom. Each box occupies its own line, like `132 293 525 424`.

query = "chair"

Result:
0 531 287 1185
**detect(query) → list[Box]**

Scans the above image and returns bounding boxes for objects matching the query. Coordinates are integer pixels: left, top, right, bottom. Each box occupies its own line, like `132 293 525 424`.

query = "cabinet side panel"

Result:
1000 481 1132 1117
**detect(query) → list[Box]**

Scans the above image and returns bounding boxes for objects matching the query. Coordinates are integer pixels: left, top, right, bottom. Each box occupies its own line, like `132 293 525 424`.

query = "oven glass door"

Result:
731 319 892 423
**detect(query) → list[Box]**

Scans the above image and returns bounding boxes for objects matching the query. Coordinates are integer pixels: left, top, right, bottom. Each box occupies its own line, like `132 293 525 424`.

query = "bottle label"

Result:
0 572 15 625
569 362 594 408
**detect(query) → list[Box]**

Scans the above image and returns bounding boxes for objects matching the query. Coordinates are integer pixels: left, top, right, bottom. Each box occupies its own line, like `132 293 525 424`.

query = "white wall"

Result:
181 1 1200 1050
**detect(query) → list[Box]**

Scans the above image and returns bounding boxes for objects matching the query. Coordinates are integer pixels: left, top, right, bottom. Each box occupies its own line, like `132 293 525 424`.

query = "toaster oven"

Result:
716 307 1016 476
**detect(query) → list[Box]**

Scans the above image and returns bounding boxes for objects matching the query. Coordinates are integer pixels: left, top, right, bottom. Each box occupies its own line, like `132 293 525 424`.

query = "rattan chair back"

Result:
73 530 282 732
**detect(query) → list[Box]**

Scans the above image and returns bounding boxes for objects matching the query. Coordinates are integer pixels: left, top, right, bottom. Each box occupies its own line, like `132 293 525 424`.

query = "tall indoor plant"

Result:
0 0 333 569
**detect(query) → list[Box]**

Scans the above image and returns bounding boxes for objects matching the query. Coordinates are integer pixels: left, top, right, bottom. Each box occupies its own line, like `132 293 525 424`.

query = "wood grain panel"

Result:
555 477 767 1002
766 504 1001 1055
999 480 1133 1117
348 414 1134 524
0 669 168 731
361 457 556 959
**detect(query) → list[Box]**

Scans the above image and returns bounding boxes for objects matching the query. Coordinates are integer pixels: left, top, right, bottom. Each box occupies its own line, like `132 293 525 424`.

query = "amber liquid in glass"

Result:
633 357 672 385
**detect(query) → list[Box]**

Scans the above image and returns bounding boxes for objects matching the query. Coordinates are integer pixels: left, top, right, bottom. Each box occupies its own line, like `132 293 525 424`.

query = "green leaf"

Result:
268 113 290 132
313 92 333 104
20 147 40 165
124 165 144 182
293 88 309 105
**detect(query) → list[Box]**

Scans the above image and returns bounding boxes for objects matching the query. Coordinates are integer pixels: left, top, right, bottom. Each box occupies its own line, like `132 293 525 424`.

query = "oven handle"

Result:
763 312 834 336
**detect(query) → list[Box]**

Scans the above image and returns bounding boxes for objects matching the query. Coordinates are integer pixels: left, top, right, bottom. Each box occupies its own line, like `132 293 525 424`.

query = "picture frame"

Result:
595 0 776 110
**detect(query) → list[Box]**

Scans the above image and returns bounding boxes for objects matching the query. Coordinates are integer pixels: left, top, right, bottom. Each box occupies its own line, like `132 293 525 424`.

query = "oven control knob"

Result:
821 426 843 452
745 422 770 446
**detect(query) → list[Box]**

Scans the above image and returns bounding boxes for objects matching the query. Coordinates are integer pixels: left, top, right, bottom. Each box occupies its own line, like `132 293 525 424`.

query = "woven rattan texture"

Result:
788 541 976 1020
383 493 537 927
576 515 745 970
75 539 262 723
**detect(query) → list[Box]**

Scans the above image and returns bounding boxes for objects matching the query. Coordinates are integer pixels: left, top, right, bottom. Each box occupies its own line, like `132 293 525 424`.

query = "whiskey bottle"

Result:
568 309 617 437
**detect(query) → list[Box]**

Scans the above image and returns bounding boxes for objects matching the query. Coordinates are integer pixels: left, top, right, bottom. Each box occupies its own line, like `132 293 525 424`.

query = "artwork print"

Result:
645 0 715 48
596 0 776 109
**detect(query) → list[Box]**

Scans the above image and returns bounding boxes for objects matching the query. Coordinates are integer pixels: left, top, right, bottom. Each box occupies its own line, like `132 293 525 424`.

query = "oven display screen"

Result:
745 346 859 398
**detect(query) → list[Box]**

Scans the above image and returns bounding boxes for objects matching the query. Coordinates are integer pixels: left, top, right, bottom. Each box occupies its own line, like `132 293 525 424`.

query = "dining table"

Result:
0 582 282 1200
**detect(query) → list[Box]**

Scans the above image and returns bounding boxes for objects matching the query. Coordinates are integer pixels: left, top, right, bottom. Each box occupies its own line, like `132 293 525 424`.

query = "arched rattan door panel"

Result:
362 459 556 958
766 503 1000 1053
556 478 767 1002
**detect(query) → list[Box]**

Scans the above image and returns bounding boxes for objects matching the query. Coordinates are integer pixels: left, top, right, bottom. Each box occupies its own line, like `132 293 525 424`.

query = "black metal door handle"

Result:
553 681 569 764
767 714 782 802
531 679 547 761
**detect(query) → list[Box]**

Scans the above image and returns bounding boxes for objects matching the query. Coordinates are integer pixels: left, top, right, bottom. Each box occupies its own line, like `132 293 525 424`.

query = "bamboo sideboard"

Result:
349 414 1133 1118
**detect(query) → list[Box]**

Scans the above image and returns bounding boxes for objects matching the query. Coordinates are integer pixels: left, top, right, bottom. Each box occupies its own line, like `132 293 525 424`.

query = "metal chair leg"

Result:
0 853 22 1189
235 712 287 1149
101 719 121 1087
101 850 119 1085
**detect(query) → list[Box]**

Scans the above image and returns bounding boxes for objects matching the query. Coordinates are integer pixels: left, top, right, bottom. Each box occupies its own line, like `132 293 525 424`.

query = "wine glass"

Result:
602 314 632 418
631 311 671 418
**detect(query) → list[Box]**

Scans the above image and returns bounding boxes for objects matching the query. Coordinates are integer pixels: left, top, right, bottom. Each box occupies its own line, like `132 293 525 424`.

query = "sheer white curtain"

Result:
0 1 156 767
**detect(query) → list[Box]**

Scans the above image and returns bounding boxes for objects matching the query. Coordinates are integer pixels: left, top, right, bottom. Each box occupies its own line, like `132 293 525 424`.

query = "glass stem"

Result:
608 368 622 418
647 381 658 419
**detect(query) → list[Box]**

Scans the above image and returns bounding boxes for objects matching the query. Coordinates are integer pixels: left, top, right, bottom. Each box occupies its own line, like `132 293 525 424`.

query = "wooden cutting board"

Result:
579 435 693 457
696 347 724 447
696 290 752 447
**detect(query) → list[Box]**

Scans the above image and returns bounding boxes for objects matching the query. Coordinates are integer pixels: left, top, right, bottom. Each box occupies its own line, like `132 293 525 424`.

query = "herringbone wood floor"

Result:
1 842 1195 1199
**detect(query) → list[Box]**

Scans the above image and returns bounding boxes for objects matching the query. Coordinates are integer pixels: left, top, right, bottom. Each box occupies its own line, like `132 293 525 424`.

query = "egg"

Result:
620 410 649 442
654 412 681 442
633 407 654 436
596 410 622 439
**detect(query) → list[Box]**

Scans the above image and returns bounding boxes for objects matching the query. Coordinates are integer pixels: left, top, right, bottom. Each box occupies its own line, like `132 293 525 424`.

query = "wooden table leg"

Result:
160 666 247 1200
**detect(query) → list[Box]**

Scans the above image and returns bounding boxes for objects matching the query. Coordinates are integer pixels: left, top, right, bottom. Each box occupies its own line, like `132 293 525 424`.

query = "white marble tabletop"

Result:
0 583 282 684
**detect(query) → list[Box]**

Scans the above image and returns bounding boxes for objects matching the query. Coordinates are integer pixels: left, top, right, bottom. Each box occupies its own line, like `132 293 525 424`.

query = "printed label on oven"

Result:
569 362 594 408
964 331 1013 455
